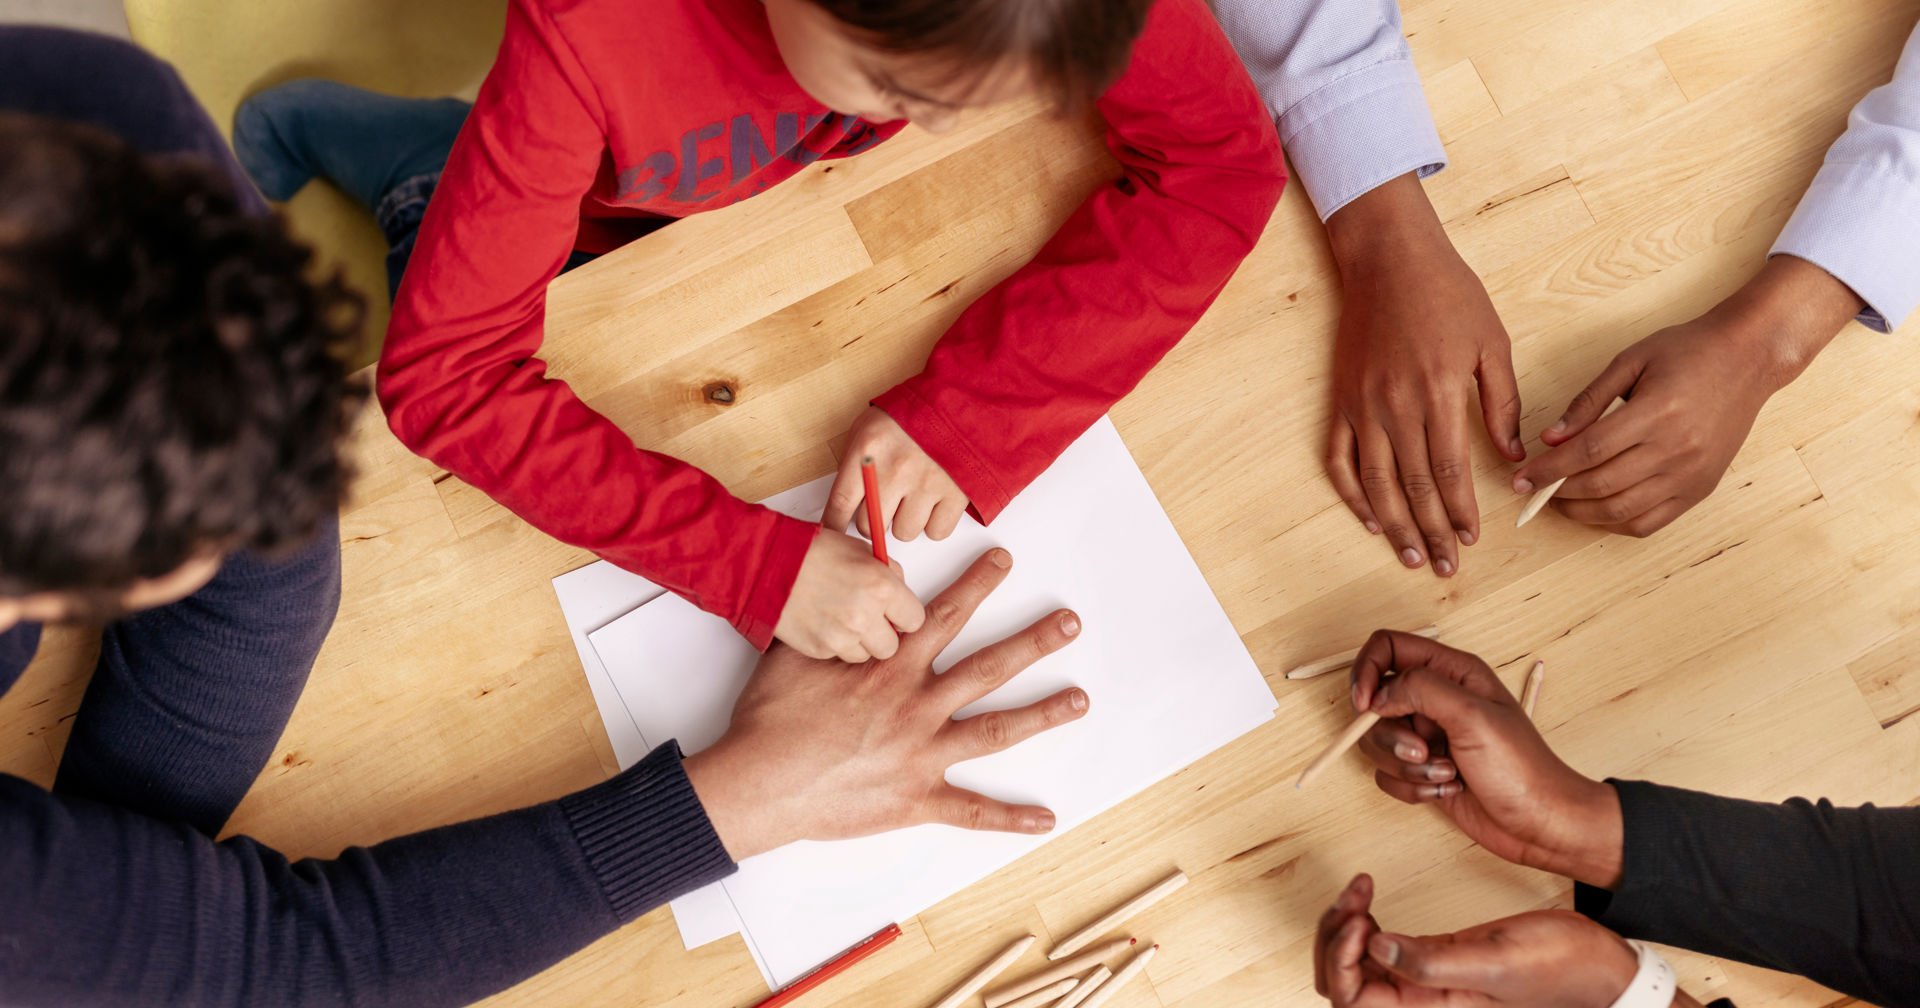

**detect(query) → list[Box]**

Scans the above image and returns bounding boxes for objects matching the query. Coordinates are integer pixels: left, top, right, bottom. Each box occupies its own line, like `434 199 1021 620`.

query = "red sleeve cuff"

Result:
732 513 817 650
872 383 1014 525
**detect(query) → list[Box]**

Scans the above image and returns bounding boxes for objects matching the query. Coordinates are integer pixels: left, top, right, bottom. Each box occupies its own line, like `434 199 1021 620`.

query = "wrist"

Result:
684 743 787 861
1711 255 1862 392
1324 172 1451 276
1540 777 1625 890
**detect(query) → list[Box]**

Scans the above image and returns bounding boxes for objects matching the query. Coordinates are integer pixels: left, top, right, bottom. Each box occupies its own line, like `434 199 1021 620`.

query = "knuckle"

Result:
1400 473 1437 503
976 711 1012 749
1429 458 1467 485
1600 500 1636 524
929 598 961 630
1359 466 1398 495
958 798 991 830
1580 436 1609 466
1569 388 1599 415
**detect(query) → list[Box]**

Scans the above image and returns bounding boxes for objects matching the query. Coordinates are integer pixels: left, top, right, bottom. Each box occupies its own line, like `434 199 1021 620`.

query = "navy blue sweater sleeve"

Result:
0 741 735 1007
1575 780 1920 1004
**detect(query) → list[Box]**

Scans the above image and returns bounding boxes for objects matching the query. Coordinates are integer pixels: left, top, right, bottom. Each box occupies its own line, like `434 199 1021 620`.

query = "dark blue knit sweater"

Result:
0 27 734 1007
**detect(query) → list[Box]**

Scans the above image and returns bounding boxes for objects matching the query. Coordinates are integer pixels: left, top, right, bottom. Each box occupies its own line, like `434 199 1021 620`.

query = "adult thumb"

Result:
1368 931 1512 992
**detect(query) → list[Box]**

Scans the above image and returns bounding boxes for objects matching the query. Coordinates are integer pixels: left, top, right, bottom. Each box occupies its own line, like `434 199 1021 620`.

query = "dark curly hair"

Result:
810 0 1155 110
0 113 365 597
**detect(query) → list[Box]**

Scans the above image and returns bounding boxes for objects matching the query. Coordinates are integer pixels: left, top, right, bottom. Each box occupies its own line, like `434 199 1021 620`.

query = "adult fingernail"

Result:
1508 437 1525 457
1351 681 1363 711
1029 811 1056 832
1399 548 1421 568
1426 762 1455 782
1069 689 1088 711
1365 520 1382 535
1513 477 1534 495
1395 742 1423 763
1435 557 1454 576
989 548 1011 568
1457 529 1476 546
1059 612 1080 636
1369 934 1401 967
1549 418 1567 435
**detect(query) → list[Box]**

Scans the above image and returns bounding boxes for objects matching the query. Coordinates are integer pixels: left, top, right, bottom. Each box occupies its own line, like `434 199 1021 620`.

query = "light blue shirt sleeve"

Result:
1770 22 1920 334
1209 0 1447 221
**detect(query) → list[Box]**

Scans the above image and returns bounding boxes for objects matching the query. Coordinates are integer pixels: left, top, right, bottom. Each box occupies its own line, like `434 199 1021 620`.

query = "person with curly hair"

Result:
0 33 1097 1007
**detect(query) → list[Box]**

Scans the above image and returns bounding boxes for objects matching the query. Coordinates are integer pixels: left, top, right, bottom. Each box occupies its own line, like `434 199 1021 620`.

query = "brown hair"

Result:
808 0 1156 109
0 113 365 596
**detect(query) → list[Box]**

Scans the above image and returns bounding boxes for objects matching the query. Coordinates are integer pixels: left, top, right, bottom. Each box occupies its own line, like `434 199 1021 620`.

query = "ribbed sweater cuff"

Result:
559 741 737 923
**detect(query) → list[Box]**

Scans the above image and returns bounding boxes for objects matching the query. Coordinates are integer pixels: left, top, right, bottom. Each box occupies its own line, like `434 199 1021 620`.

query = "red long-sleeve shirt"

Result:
379 0 1286 648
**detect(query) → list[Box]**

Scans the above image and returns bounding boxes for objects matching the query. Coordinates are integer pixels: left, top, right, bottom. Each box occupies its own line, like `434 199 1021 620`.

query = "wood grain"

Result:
4 3 1915 1006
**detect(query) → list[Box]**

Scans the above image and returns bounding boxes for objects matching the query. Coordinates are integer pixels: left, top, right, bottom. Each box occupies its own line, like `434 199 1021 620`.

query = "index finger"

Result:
822 453 866 534
902 548 1012 663
1515 404 1640 491
1350 630 1504 712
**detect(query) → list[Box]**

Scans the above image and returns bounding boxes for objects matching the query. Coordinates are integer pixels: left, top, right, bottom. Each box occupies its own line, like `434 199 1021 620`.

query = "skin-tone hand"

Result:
1513 255 1864 537
1325 173 1525 578
825 407 972 543
1349 631 1623 889
1315 874 1691 1008
686 548 1088 860
774 527 926 663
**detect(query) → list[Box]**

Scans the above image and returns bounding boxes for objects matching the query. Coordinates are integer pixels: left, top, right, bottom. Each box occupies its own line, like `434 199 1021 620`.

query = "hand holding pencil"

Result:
1343 631 1626 888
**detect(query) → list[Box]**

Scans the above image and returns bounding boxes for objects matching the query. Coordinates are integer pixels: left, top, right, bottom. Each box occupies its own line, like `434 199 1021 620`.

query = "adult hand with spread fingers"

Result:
686 548 1088 860
1315 874 1704 1008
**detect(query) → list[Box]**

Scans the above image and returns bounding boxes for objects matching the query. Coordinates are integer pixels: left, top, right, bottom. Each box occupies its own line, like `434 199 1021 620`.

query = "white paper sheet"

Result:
551 560 747 949
580 418 1276 987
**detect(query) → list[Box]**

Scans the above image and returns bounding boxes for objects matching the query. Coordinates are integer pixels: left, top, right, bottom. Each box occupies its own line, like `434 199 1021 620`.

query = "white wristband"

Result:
1605 940 1678 1008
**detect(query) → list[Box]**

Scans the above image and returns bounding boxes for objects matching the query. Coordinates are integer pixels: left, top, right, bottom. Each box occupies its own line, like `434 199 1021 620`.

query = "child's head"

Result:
0 114 364 631
766 0 1153 133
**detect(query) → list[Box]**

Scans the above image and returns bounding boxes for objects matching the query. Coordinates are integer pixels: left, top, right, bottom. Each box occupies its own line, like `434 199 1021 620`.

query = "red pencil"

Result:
860 457 888 565
750 922 902 1008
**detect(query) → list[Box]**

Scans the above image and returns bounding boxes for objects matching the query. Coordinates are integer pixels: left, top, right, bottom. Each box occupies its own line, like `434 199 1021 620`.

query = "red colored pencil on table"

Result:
860 457 888 564
750 922 902 1008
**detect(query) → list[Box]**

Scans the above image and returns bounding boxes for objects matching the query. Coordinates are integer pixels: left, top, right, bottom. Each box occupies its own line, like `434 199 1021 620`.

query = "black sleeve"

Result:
0 742 735 1007
1575 779 1920 1004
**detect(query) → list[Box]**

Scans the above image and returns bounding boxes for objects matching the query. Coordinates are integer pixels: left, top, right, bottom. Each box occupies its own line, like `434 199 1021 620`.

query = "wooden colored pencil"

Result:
1076 945 1158 1008
1516 398 1626 528
860 457 888 564
1521 659 1546 718
928 934 1037 1008
1000 978 1080 1008
1054 966 1113 1008
752 923 901 1008
1295 711 1382 789
1284 626 1440 680
984 938 1134 1007
1049 871 1188 960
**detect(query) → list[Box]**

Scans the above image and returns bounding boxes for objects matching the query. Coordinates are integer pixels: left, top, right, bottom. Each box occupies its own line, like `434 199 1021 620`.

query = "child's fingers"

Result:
822 455 866 534
1327 420 1384 535
883 576 926 635
925 498 967 541
892 490 936 542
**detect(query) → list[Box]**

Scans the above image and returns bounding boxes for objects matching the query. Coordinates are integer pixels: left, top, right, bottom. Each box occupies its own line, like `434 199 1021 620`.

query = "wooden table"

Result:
5 1 1918 1004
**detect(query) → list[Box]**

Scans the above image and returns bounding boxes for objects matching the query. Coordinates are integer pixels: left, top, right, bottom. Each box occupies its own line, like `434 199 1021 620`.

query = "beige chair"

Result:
122 0 508 364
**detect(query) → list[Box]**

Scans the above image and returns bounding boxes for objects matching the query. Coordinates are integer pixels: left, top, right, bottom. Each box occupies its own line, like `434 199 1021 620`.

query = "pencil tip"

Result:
861 455 875 465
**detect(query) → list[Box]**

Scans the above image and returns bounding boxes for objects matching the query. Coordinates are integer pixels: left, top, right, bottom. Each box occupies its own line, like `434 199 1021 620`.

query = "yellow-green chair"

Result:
122 0 507 364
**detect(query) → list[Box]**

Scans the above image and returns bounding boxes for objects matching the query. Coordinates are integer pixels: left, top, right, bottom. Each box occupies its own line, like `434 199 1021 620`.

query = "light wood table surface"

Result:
6 1 1919 1005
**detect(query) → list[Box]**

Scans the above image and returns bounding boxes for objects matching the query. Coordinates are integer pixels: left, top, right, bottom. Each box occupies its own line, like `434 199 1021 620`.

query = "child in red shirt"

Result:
236 0 1285 662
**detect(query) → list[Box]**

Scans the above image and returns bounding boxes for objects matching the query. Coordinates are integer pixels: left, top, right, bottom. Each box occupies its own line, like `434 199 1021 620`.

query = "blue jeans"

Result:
233 79 600 298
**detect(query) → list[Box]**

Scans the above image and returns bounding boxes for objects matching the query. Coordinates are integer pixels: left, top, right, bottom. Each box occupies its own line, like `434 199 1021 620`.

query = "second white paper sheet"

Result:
585 418 1277 986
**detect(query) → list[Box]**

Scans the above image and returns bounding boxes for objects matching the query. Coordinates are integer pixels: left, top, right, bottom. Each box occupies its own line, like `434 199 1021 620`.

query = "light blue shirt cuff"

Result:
1277 58 1448 221
1771 160 1920 334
